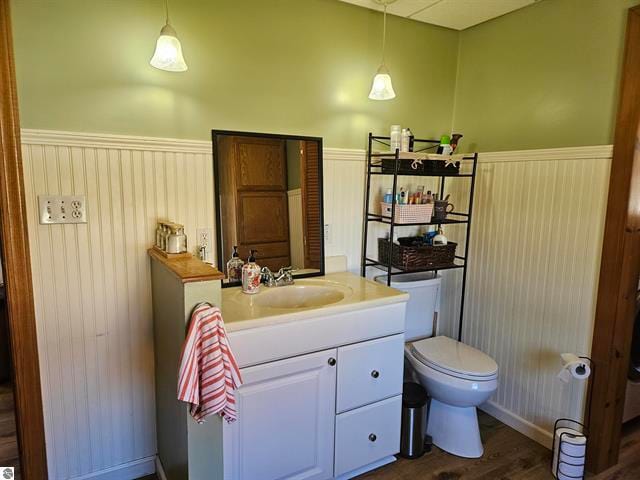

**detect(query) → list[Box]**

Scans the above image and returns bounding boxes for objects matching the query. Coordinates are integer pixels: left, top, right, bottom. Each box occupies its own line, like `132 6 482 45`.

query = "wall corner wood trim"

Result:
0 1 48 478
587 4 640 474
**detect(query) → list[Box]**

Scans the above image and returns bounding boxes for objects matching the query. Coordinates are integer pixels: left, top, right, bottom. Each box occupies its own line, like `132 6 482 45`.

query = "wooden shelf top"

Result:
148 248 225 283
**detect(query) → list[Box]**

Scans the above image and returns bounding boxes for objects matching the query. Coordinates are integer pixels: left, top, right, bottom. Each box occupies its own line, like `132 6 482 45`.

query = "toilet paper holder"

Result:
551 356 594 480
552 418 587 480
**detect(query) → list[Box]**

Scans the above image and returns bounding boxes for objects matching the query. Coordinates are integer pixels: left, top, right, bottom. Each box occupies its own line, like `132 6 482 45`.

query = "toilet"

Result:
376 272 498 458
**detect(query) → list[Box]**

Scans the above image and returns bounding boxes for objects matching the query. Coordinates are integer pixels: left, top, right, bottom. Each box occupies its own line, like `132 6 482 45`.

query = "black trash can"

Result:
400 382 429 459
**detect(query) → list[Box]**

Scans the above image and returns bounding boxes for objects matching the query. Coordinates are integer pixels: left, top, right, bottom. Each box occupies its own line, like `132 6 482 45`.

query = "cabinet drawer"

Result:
336 334 404 413
334 395 402 477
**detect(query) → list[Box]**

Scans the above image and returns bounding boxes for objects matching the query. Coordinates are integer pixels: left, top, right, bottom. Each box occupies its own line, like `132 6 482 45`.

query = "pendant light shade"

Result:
369 64 396 100
150 1 188 72
369 1 396 100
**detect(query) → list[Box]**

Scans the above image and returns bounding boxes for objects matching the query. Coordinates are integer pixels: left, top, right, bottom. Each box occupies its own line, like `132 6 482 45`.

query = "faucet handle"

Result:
261 267 277 286
277 266 296 284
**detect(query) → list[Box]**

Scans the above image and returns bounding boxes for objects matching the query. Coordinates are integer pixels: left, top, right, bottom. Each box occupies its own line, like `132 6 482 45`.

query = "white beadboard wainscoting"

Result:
19 129 367 479
438 145 612 447
20 129 612 478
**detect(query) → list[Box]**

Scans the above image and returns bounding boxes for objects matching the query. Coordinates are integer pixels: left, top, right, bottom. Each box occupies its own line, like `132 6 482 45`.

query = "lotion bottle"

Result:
242 249 261 294
433 227 448 245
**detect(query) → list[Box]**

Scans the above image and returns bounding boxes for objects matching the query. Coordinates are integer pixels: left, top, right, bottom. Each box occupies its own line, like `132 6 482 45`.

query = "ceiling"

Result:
338 0 540 31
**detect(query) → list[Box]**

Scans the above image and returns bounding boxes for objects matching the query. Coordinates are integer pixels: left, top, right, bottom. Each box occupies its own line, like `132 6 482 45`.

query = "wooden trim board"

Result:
587 4 640 474
0 0 47 477
148 248 225 283
20 128 612 165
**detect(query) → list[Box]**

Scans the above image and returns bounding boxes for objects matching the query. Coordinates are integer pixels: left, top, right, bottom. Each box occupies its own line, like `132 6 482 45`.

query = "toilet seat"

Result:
410 336 498 382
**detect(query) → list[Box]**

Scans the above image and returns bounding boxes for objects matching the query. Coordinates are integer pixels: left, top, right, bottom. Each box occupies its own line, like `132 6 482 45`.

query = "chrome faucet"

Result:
261 266 296 287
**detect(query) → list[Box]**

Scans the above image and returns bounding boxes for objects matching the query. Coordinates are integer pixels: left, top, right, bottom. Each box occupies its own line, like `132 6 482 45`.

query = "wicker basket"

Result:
380 202 433 224
378 238 457 271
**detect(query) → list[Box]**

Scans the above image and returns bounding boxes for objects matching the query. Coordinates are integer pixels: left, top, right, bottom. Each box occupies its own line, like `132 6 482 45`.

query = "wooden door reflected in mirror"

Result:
213 131 324 286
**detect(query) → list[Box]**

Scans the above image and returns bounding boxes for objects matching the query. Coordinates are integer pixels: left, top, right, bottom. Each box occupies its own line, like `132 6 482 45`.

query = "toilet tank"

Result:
375 272 441 341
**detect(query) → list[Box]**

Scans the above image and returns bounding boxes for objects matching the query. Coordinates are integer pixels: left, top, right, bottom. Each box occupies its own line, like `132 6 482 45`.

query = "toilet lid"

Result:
410 336 498 380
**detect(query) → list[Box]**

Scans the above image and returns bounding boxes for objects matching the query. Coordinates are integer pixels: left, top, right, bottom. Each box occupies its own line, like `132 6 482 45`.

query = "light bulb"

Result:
369 65 396 100
150 24 188 72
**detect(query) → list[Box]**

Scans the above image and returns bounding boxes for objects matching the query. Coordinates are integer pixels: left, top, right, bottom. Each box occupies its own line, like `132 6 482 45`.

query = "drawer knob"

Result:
369 433 377 442
371 370 380 378
328 357 336 366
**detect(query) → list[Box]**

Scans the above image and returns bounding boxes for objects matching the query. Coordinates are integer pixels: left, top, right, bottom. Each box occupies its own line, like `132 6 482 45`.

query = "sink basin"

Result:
253 285 347 309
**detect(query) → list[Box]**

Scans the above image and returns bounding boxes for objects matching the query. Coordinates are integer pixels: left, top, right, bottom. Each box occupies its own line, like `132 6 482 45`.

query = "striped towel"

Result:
177 303 243 423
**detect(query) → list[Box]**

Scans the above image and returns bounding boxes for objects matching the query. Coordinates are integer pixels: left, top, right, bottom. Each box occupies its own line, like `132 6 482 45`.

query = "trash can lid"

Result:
402 382 428 408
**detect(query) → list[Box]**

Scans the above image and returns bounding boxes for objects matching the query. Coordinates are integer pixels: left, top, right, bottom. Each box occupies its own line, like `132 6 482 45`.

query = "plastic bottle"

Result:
437 135 453 155
390 125 401 152
398 187 407 204
401 128 410 152
433 228 448 245
383 188 394 204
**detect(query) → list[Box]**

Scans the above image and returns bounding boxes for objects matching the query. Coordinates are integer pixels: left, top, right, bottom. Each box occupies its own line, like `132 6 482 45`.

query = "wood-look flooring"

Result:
0 383 19 479
138 411 640 480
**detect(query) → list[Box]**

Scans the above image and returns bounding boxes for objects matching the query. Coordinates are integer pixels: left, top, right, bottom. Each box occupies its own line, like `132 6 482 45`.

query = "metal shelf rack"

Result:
360 132 479 341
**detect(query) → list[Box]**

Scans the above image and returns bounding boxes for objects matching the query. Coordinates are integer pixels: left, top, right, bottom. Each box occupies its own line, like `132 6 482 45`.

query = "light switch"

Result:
38 195 87 224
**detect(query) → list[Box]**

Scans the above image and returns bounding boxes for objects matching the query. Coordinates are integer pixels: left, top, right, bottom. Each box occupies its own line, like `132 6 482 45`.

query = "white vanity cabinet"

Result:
224 333 405 480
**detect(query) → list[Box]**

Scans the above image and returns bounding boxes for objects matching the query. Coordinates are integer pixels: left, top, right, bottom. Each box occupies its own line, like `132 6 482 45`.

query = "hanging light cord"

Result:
164 0 170 25
381 4 387 66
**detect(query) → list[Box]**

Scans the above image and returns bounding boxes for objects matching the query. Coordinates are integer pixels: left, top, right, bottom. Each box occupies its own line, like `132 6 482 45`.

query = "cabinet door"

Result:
224 349 337 480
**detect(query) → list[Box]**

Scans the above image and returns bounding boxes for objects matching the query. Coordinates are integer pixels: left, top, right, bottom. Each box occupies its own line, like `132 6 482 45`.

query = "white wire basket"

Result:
380 202 433 224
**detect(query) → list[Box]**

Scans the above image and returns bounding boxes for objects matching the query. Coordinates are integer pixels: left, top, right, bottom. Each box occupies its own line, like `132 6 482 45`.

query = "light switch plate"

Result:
39 195 87 224
196 228 213 261
324 223 332 243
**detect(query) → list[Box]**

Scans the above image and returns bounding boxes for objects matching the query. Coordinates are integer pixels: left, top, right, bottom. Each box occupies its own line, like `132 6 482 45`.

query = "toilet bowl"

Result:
405 336 498 458
374 273 499 458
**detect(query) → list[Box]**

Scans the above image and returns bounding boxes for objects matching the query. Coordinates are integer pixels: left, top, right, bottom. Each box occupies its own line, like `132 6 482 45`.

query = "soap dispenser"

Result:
226 246 244 282
242 249 261 294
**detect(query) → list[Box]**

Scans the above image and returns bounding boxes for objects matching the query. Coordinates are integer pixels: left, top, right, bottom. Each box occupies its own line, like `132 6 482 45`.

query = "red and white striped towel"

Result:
177 303 243 423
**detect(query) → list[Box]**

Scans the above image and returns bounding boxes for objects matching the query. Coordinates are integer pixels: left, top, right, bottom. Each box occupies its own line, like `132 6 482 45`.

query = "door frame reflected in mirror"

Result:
212 129 326 288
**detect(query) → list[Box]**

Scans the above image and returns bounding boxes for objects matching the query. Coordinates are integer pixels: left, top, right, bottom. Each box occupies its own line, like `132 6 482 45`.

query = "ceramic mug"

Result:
433 200 454 221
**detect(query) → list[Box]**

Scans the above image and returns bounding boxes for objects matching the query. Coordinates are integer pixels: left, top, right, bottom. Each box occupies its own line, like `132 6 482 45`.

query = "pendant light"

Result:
150 0 188 72
369 0 396 100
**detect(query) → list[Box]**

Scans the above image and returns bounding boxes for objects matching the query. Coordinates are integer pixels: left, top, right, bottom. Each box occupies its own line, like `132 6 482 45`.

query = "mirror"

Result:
212 130 325 286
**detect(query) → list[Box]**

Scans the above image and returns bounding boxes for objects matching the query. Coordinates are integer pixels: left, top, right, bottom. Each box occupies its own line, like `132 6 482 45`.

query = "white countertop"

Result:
221 272 408 333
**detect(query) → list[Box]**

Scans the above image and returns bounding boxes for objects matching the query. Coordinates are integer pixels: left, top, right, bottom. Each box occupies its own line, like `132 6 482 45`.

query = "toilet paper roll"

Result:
557 353 591 383
552 427 586 478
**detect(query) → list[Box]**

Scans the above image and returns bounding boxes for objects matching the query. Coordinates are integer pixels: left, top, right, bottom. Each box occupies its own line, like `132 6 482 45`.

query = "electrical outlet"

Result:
39 195 87 224
196 228 213 261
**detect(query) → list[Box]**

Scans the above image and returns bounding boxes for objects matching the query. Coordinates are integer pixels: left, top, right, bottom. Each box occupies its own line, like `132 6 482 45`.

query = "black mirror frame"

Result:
211 129 326 288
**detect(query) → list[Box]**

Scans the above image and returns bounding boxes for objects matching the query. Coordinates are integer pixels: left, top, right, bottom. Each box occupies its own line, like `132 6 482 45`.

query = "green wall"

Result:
10 0 459 149
11 0 638 152
452 0 637 152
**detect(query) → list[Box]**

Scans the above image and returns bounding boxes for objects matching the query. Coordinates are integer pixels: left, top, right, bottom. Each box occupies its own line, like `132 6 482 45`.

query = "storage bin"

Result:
381 158 461 175
378 238 457 272
380 202 433 224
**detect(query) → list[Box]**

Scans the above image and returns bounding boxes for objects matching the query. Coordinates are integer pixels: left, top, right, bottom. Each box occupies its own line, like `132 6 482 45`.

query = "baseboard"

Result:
480 401 553 450
336 455 396 480
68 456 156 480
155 456 168 480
